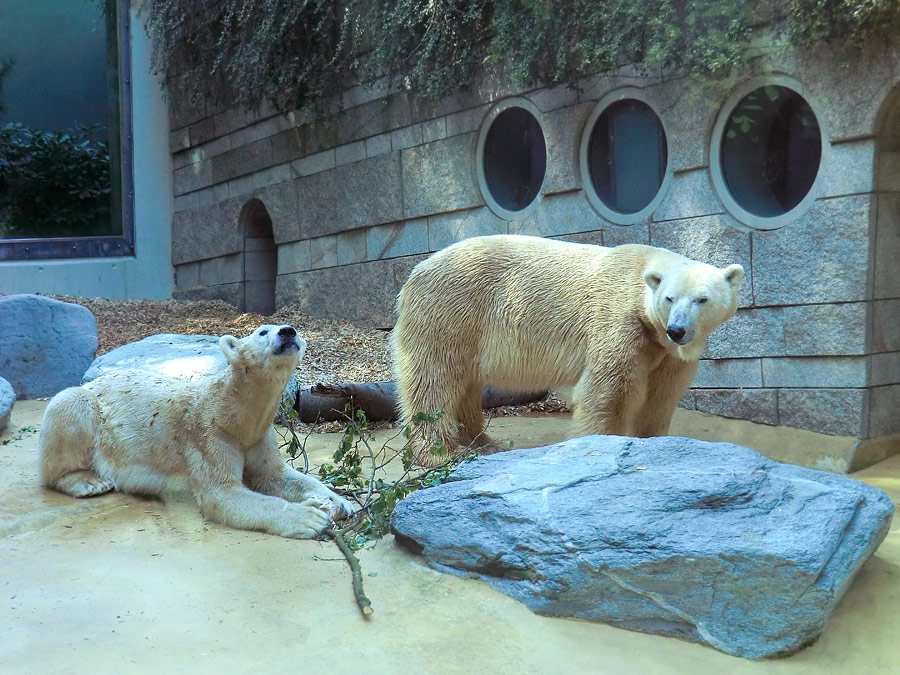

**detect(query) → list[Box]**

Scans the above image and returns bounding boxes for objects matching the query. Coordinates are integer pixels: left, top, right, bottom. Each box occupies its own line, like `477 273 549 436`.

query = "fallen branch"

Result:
282 408 479 617
325 527 373 617
296 381 547 422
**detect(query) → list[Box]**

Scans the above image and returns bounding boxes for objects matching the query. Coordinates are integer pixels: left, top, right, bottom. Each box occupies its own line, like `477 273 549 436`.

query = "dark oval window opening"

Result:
721 85 822 218
588 99 668 215
482 107 547 212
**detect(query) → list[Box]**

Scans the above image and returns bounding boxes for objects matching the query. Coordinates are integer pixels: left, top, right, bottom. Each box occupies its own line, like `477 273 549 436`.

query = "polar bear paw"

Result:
55 472 115 498
301 486 355 521
278 499 335 538
324 493 355 520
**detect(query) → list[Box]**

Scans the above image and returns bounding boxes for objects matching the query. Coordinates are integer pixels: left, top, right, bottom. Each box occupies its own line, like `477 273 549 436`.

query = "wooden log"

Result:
295 381 546 423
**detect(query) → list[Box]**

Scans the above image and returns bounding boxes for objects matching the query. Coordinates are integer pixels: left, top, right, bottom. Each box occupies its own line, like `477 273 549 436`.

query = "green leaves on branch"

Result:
278 403 471 549
785 0 900 47
147 0 900 114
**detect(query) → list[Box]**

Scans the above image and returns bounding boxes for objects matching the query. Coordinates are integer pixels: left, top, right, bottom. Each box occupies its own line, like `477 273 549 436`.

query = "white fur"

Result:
392 235 743 463
39 325 353 539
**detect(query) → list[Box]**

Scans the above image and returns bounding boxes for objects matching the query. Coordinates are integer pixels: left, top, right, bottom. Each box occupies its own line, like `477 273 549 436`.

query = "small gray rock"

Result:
391 436 894 659
0 294 98 399
0 376 14 431
82 333 299 407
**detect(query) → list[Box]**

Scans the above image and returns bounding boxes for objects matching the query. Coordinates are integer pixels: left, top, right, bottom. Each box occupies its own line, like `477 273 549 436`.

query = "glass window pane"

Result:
483 107 547 213
588 99 667 215
0 0 121 240
720 85 822 218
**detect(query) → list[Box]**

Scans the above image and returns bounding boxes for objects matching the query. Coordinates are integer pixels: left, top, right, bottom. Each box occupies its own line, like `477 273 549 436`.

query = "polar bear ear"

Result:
219 335 241 364
643 270 663 290
723 264 744 288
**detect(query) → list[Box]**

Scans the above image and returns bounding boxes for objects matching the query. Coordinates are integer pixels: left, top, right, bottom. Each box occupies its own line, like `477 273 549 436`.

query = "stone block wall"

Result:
869 88 900 448
166 37 900 458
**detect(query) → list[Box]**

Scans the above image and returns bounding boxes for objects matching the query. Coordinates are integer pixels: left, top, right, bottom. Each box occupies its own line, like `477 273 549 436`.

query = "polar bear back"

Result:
83 370 204 488
394 235 689 391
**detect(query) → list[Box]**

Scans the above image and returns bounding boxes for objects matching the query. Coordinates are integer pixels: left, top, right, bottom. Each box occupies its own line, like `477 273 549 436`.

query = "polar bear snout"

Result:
666 326 687 343
664 299 698 346
666 324 695 345
273 325 303 354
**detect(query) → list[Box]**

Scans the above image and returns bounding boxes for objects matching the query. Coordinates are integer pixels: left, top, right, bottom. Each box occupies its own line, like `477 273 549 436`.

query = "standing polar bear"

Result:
392 235 743 462
40 324 353 539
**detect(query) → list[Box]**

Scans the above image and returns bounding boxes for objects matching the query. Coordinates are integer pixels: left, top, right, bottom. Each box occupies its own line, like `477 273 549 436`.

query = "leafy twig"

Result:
278 402 480 615
325 527 373 617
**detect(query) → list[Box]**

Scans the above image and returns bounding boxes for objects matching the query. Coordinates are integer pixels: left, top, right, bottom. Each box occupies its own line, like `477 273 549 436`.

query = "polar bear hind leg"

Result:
39 387 113 498
396 369 463 463
456 379 503 453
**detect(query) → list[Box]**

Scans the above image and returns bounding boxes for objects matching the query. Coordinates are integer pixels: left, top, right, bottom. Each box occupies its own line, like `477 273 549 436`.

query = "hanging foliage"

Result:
144 0 900 114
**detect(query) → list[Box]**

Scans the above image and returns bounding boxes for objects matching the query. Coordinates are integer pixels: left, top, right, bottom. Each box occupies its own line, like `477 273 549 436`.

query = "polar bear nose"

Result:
667 326 686 343
278 326 296 338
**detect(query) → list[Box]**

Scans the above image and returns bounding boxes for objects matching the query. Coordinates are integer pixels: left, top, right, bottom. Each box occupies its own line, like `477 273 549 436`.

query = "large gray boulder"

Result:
391 435 894 659
0 294 97 399
0 376 14 431
82 334 299 406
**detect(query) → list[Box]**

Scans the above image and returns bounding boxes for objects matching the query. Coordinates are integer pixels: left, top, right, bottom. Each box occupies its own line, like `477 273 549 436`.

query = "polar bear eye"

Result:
259 330 268 336
697 297 708 304
664 296 673 303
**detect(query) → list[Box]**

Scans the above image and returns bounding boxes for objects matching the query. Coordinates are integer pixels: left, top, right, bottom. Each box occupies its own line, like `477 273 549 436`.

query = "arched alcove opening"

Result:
869 85 900 454
239 198 277 316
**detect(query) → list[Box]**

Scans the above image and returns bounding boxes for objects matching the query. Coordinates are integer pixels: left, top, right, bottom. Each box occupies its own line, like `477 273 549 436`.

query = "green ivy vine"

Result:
144 0 900 115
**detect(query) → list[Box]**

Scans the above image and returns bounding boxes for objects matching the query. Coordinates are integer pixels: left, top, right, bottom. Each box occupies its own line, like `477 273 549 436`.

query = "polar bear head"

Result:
643 262 744 361
218 324 308 377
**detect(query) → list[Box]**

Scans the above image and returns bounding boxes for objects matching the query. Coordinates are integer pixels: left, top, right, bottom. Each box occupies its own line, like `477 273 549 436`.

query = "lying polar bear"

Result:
39 324 352 539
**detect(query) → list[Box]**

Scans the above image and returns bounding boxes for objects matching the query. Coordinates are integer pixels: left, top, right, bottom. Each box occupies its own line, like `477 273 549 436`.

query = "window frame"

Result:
709 74 829 231
0 0 134 261
579 87 672 226
475 97 547 221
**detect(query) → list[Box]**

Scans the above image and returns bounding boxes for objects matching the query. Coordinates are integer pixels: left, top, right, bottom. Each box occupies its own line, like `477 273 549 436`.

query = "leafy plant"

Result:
279 402 473 548
785 0 900 47
146 0 900 115
0 123 113 239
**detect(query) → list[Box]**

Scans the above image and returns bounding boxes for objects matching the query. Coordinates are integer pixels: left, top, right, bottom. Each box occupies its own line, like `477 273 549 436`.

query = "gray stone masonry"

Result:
165 35 900 455
869 385 900 438
874 185 900 300
693 389 778 426
751 196 872 306
510 191 604 238
276 255 427 329
778 389 867 438
401 134 482 219
650 215 753 308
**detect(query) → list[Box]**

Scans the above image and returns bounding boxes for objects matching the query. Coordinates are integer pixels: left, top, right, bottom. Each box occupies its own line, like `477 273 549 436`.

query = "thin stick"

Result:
325 527 373 617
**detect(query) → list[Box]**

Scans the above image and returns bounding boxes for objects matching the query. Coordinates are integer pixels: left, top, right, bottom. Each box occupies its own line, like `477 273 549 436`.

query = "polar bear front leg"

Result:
198 484 335 538
244 428 354 520
572 357 650 438
634 358 699 437
189 435 335 539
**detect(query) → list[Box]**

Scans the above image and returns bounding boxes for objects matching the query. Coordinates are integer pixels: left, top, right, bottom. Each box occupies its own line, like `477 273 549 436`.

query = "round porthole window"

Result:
710 77 826 229
579 91 671 225
476 98 547 220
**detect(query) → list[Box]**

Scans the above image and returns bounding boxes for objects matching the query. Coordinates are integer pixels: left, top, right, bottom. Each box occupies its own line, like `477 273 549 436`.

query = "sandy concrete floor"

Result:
2 401 898 674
